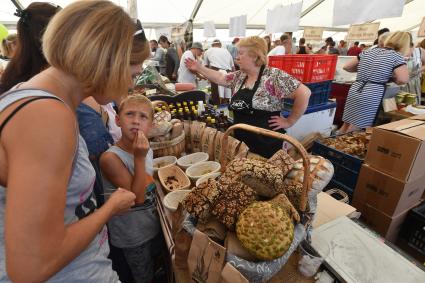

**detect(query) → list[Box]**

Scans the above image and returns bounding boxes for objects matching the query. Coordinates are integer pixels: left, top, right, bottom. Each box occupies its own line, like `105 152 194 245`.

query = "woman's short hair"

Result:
43 0 146 100
384 31 411 56
237 36 268 66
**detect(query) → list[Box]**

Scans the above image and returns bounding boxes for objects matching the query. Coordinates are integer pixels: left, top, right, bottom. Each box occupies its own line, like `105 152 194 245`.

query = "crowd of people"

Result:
0 1 425 282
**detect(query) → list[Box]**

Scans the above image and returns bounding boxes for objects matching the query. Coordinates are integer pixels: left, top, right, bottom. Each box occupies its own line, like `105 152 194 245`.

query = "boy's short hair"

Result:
118 95 154 119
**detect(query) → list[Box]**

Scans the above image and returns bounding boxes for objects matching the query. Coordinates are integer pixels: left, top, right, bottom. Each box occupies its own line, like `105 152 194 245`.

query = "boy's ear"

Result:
115 114 121 127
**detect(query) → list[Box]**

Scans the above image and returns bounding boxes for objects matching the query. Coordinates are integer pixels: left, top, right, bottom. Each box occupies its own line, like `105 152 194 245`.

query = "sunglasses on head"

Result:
133 19 146 40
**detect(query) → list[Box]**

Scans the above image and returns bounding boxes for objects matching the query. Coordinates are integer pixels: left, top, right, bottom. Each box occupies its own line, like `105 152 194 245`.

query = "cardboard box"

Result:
353 164 425 216
313 192 357 228
355 201 417 243
365 118 425 182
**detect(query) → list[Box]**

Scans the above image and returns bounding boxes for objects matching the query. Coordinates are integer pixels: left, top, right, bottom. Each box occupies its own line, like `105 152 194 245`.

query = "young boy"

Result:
100 95 161 283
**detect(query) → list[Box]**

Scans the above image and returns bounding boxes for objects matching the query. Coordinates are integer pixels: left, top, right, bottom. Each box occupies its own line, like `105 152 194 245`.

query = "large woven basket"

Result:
150 131 185 158
150 100 185 158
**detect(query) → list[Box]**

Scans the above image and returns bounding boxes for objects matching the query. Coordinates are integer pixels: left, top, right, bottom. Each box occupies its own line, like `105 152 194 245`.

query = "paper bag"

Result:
220 263 249 283
188 229 226 283
172 205 193 269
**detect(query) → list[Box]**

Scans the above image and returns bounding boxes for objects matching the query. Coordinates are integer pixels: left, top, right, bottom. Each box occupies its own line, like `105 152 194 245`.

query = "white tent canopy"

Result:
1 0 424 42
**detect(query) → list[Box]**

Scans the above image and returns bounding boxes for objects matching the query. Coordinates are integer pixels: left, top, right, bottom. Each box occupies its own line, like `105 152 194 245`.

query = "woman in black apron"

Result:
184 36 311 158
228 65 285 157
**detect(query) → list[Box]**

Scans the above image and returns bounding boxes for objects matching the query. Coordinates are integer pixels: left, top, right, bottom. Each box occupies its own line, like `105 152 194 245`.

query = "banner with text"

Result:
346 23 380 41
303 27 324 41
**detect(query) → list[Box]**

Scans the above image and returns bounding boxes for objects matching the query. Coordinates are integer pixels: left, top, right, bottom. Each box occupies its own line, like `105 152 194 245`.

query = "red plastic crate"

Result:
268 54 337 83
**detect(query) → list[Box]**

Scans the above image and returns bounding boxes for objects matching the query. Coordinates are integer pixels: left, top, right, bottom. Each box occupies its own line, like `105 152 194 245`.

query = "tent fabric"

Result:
1 0 423 38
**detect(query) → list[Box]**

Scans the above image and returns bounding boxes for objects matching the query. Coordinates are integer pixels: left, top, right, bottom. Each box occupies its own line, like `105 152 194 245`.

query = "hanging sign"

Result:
229 15 247 37
418 17 425 37
266 3 302 33
203 21 216 38
333 0 404 26
303 27 324 41
346 23 380 41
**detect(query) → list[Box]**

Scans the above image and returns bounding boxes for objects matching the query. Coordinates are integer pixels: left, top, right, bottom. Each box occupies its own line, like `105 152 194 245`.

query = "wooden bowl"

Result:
195 172 221 187
158 165 191 193
163 190 191 212
177 152 209 170
186 161 221 182
153 156 177 175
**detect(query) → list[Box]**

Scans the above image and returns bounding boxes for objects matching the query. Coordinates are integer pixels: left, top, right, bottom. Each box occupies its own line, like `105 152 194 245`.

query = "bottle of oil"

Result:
178 108 184 120
211 118 217 129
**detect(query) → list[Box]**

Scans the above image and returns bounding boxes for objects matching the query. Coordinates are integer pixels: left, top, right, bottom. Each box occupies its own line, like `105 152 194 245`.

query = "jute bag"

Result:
187 229 226 283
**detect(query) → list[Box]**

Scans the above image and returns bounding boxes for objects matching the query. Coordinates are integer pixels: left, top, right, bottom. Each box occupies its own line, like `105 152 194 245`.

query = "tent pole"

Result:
300 0 325 18
10 0 23 11
189 0 204 21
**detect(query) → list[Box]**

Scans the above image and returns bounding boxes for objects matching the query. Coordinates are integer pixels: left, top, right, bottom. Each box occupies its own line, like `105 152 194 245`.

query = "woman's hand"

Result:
185 58 201 73
133 130 149 158
106 188 136 216
268 115 294 130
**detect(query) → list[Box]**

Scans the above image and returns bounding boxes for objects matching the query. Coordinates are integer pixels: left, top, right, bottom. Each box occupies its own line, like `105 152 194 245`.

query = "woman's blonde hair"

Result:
237 36 268 66
384 31 411 56
42 0 144 100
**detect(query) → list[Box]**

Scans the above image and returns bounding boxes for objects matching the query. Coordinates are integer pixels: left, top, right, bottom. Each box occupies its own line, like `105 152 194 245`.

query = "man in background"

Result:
347 41 362 56
204 39 234 104
150 39 166 75
227 37 239 70
268 34 291 56
178 42 203 86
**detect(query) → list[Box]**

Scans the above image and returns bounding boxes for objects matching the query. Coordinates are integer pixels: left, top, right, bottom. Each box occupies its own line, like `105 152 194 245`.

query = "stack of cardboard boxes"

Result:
352 115 425 243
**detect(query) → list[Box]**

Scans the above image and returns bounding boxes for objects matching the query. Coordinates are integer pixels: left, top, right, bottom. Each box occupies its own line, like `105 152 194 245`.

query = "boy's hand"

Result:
106 188 136 216
133 130 149 158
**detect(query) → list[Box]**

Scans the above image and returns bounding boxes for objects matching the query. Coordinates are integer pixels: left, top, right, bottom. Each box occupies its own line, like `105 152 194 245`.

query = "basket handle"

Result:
219 123 311 213
151 100 170 111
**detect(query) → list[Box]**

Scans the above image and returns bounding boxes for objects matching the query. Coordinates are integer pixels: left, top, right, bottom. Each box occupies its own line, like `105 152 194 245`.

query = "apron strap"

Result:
238 65 266 93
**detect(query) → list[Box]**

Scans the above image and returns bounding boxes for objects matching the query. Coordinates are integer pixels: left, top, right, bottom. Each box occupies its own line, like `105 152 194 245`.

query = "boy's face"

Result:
116 102 153 140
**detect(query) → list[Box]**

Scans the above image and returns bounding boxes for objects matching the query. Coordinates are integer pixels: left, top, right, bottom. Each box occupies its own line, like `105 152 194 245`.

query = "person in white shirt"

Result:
268 34 291 56
177 42 203 86
203 39 235 104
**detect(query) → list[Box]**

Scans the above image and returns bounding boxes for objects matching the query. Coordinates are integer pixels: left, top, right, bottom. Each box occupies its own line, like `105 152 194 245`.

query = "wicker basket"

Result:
150 131 185 158
219 123 311 213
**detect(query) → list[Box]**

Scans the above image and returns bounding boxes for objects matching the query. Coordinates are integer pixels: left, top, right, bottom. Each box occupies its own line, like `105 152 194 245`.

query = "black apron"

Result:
229 65 285 158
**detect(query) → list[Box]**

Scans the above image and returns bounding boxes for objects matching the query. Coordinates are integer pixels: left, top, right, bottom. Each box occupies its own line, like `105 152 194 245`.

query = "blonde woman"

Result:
340 31 410 133
0 1 150 282
185 36 310 158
